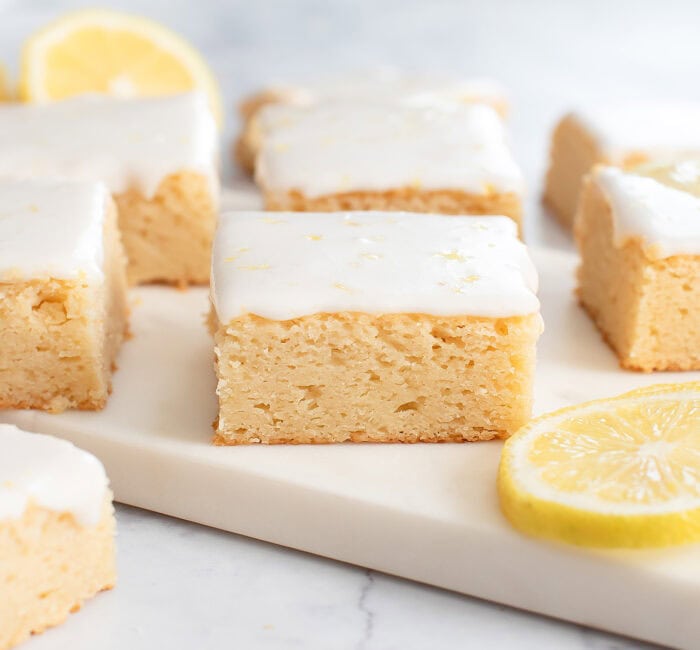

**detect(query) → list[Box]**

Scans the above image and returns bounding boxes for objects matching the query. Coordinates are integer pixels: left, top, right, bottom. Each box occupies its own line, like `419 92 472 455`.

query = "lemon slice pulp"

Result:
498 383 700 548
19 9 222 126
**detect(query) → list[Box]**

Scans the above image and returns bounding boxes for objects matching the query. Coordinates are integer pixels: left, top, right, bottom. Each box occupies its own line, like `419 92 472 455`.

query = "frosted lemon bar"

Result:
236 68 508 173
576 161 700 371
255 102 524 232
0 93 219 285
0 179 128 412
544 102 700 228
210 211 542 444
0 424 115 650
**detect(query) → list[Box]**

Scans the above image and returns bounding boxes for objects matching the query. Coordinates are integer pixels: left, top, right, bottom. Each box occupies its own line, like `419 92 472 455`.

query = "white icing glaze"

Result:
572 102 700 160
0 92 219 198
211 211 539 322
255 102 523 198
0 178 108 281
596 166 700 258
0 424 108 526
267 67 507 110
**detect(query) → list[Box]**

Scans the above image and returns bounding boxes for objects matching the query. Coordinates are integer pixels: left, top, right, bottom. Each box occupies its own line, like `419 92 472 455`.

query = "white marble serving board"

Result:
2 246 699 649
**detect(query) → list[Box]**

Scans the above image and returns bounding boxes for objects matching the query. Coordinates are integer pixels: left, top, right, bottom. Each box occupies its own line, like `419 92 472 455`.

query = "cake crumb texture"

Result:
264 188 522 234
575 177 700 371
115 171 217 286
544 115 608 228
213 311 541 444
0 495 115 650
0 201 127 412
543 114 648 228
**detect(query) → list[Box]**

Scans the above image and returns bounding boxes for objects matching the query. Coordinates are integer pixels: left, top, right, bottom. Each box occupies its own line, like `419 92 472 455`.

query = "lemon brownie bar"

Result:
210 211 542 444
0 424 115 650
0 93 219 285
254 102 524 232
236 68 508 174
575 162 700 371
544 102 700 228
0 179 128 412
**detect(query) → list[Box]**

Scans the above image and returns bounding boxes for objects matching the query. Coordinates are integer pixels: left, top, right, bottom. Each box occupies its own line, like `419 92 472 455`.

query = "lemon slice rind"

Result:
498 383 700 549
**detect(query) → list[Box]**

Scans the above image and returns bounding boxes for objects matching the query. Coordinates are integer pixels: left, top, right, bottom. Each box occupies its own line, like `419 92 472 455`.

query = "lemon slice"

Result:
498 383 700 548
19 9 223 126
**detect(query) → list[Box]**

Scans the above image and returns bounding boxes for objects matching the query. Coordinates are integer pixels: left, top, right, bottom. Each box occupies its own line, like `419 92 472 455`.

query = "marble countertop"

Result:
22 505 658 650
3 0 698 647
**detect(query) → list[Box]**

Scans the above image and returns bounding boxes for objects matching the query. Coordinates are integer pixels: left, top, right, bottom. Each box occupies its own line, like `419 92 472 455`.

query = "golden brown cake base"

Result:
212 311 541 444
264 188 523 235
575 177 700 371
234 133 257 177
0 201 128 412
0 495 116 650
543 114 648 229
115 171 217 286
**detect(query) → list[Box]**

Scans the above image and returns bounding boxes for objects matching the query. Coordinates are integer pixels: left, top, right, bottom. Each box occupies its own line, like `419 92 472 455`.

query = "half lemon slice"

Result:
498 383 700 548
19 8 223 126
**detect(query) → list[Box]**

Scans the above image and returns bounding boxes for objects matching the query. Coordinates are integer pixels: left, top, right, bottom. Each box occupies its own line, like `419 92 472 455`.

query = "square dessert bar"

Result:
544 102 700 228
0 179 128 412
235 68 508 174
0 92 219 285
0 425 115 650
254 102 524 233
576 162 700 371
210 211 542 444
